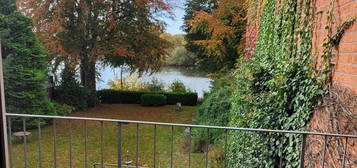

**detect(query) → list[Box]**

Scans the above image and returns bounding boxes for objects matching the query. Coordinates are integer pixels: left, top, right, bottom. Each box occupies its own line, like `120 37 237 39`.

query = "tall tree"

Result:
19 0 172 94
183 0 218 72
187 0 246 70
0 0 63 128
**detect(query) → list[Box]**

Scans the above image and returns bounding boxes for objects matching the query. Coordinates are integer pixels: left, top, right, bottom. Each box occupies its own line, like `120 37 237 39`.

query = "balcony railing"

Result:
4 113 357 168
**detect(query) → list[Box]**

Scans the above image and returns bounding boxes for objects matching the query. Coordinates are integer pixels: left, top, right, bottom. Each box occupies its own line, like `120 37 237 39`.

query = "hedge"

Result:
141 94 167 106
97 89 198 106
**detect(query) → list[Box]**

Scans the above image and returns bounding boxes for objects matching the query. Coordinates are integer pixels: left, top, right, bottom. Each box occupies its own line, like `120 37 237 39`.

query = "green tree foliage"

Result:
227 0 320 167
0 6 68 129
168 46 196 66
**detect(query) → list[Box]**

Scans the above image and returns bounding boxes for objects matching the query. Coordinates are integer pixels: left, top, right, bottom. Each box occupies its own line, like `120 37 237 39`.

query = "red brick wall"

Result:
309 2 357 167
244 25 258 60
243 1 357 167
244 0 357 94
313 0 357 94
244 7 260 60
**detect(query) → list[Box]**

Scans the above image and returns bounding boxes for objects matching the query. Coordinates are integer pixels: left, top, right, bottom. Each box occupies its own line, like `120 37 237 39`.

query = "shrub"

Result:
192 87 231 151
165 92 198 106
141 94 167 106
97 90 143 104
144 78 165 91
53 66 91 111
97 89 198 106
169 80 189 92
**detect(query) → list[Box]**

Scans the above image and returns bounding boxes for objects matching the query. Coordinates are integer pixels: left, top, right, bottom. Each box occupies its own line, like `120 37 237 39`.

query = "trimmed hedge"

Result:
165 92 197 106
97 89 198 106
141 94 167 106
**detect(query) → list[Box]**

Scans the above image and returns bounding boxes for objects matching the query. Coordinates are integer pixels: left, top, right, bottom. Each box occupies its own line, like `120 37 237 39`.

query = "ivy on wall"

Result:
227 0 356 167
227 0 320 167
320 0 356 86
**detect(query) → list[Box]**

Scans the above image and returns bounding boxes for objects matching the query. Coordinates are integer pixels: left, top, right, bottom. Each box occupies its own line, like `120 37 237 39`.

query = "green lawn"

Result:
10 104 222 168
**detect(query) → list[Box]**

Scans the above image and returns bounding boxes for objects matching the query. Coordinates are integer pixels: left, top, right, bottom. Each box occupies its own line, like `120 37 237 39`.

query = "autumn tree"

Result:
183 0 218 71
19 0 172 95
186 0 246 71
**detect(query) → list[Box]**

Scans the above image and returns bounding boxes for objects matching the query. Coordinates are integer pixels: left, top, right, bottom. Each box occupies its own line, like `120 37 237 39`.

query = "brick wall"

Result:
244 6 260 60
244 0 357 94
243 1 357 167
309 1 357 167
313 0 357 94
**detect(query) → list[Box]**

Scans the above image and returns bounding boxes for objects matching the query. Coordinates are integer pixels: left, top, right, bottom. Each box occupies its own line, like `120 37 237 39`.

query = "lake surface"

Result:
97 66 212 97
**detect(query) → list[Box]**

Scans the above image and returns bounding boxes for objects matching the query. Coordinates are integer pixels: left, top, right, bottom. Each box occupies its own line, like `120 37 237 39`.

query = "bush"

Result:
192 87 231 151
141 94 167 106
169 80 189 92
53 86 90 111
53 66 92 111
144 78 165 91
165 92 197 106
97 89 198 106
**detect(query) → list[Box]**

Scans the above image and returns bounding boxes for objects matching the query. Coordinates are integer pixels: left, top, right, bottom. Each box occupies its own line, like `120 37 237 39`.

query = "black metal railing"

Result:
5 113 357 168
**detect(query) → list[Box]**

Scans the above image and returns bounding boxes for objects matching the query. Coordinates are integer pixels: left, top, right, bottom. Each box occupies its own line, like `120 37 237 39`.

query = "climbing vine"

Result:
320 0 356 86
227 0 356 167
228 0 319 167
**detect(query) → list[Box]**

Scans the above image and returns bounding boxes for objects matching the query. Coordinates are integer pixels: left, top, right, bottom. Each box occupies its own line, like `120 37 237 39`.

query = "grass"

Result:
10 104 223 168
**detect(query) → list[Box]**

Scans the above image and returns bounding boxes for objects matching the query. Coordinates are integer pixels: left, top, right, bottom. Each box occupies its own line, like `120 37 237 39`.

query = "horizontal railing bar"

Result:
93 162 137 168
5 113 357 138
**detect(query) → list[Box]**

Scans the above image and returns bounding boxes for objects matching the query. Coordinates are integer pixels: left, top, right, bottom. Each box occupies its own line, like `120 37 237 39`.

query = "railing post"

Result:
299 134 307 168
322 135 328 168
153 125 157 168
342 137 348 168
117 122 122 168
84 121 88 168
0 40 10 168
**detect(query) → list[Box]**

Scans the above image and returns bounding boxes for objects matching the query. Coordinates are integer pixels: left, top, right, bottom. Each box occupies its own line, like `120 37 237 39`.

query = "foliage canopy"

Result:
184 0 246 72
19 0 173 92
0 5 68 129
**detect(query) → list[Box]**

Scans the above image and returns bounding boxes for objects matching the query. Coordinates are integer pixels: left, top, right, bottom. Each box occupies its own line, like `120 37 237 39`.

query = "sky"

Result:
163 1 186 35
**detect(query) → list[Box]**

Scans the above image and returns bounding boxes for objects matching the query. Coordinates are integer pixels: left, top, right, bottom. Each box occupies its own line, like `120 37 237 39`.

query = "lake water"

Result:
97 66 212 97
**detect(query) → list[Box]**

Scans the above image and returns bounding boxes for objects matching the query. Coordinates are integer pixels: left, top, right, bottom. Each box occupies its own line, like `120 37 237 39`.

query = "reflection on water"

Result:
97 66 212 97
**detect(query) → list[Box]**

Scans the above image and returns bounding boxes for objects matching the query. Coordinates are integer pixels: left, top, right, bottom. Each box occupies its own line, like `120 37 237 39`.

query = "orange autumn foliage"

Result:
17 0 172 72
187 0 246 62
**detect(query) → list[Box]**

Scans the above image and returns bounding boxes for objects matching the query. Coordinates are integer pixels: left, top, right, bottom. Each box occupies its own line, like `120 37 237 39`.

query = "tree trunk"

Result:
80 57 97 106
